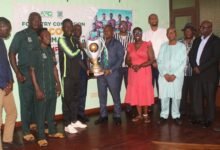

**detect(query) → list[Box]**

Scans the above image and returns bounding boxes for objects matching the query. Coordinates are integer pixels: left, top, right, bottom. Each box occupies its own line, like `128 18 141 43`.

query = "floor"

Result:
9 104 220 150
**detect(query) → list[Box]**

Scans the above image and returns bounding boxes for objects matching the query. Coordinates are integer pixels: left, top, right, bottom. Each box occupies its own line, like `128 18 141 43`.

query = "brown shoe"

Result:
23 134 35 142
48 132 65 138
132 115 143 122
37 139 48 147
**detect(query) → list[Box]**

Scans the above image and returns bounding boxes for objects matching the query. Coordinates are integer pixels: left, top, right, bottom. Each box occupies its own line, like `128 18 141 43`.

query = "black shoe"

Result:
94 117 108 125
113 117 122 125
148 106 153 114
191 120 202 125
78 115 90 123
2 142 20 149
157 117 167 125
202 121 212 128
213 127 220 132
174 118 182 125
125 110 134 118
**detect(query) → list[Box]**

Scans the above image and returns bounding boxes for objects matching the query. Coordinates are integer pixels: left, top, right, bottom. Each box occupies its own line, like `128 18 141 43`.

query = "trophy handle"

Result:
99 37 107 55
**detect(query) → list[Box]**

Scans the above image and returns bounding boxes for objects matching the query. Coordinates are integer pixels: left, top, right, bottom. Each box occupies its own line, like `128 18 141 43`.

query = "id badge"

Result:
42 53 47 59
27 37 32 43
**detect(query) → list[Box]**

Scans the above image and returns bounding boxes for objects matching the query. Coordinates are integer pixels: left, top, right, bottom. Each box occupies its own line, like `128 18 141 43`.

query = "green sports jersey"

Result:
30 47 57 97
10 28 40 68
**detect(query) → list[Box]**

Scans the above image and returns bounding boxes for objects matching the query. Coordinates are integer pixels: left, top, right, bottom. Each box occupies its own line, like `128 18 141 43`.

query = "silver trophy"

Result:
83 37 106 76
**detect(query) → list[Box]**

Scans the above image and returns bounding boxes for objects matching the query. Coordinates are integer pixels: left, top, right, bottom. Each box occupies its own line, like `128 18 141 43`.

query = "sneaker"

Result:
64 124 78 134
78 115 90 123
71 121 87 128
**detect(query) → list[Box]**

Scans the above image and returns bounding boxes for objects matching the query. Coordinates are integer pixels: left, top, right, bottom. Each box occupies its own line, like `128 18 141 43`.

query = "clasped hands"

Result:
164 74 176 82
131 64 141 72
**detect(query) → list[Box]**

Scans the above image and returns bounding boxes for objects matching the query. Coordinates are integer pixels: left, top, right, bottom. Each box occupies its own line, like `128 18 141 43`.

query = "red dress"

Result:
125 42 154 106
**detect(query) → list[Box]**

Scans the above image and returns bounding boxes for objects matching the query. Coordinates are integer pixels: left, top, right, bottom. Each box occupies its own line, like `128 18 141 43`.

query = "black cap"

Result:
182 23 196 32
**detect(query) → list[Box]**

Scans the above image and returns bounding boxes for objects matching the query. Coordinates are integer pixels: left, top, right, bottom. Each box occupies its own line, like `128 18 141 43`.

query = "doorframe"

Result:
169 0 200 29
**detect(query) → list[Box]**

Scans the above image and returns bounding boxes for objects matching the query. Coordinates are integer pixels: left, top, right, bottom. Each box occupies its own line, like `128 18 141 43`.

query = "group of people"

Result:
90 13 132 39
0 11 220 149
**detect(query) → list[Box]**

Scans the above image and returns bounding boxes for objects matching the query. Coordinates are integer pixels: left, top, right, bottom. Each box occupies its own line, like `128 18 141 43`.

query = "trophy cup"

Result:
83 37 106 77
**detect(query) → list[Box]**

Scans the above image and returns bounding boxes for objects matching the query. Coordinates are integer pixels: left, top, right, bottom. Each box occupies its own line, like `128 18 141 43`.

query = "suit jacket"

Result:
189 34 220 82
101 38 124 71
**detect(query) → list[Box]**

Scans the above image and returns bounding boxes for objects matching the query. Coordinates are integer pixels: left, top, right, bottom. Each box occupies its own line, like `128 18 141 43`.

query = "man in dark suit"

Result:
95 25 124 125
189 20 220 128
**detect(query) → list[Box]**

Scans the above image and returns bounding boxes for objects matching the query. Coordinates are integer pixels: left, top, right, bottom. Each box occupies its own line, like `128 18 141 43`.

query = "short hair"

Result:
62 18 73 27
28 12 41 23
0 17 11 29
133 27 142 34
119 20 127 26
37 28 48 36
73 24 82 32
104 24 113 30
167 26 176 34
201 20 213 28
73 24 81 28
148 13 158 20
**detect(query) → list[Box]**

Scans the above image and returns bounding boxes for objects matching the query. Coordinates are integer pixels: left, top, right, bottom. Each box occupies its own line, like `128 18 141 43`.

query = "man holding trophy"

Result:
85 25 124 125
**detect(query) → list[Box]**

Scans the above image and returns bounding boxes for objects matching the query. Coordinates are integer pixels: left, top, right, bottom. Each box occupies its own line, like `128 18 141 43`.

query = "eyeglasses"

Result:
133 31 142 36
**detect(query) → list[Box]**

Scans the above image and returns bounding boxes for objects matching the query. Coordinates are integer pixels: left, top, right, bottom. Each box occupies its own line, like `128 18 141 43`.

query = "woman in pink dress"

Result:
125 27 155 123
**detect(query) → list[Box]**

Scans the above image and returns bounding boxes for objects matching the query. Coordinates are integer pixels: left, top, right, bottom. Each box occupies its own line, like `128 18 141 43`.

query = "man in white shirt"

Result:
143 13 167 98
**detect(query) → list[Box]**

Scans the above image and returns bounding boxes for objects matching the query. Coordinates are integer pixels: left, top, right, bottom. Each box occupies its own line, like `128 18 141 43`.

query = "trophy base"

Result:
89 71 104 78
94 72 104 76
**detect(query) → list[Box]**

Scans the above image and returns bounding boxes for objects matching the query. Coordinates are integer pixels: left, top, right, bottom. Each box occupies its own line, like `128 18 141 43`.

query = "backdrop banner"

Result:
11 3 131 120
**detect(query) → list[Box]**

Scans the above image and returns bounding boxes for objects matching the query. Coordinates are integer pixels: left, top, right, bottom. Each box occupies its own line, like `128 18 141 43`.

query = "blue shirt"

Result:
0 38 13 88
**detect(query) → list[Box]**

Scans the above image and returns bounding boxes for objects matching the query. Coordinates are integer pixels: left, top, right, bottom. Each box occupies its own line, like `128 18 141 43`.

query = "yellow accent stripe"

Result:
61 54 67 97
61 77 64 97
58 37 81 57
64 53 67 78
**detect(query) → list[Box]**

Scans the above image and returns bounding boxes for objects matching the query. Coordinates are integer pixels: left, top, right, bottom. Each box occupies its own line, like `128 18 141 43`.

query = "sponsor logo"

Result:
40 11 53 18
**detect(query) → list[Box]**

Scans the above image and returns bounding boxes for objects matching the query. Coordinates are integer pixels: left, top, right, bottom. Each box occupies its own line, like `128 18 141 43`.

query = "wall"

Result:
200 0 220 36
1 0 169 121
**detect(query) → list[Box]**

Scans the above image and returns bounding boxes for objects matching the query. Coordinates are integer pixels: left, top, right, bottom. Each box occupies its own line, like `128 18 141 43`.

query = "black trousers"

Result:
152 66 159 94
180 76 193 116
192 77 218 122
62 77 80 126
78 71 88 117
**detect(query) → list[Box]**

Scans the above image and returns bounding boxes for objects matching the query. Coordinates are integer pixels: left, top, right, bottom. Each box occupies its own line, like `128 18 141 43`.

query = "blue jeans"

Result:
97 71 121 118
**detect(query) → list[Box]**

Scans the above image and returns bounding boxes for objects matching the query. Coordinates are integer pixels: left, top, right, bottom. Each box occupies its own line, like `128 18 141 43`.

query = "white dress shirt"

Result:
196 34 212 65
143 28 168 59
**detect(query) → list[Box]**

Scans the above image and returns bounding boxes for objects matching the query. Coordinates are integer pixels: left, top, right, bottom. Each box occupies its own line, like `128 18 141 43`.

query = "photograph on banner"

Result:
89 9 132 40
